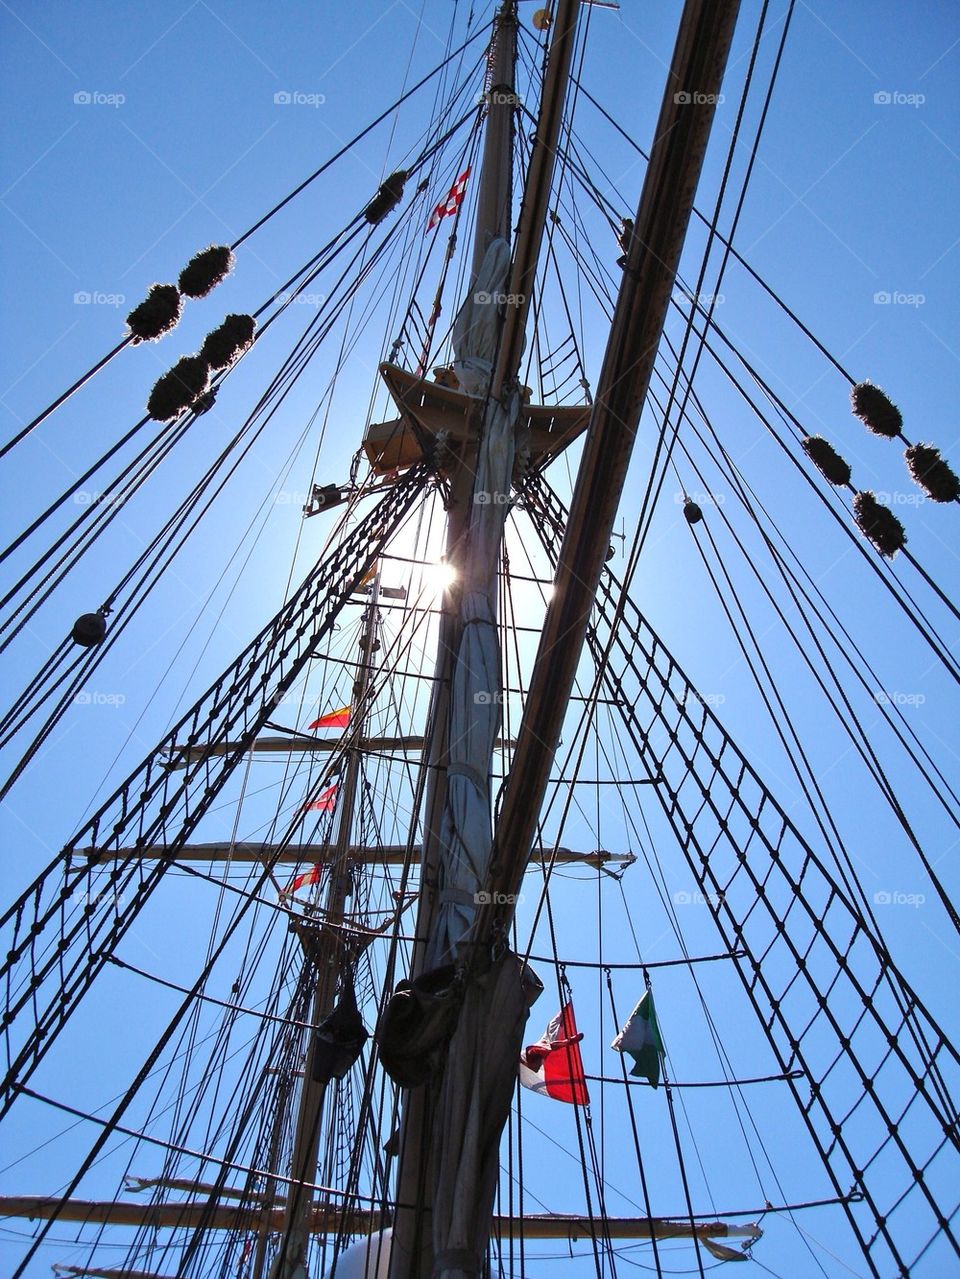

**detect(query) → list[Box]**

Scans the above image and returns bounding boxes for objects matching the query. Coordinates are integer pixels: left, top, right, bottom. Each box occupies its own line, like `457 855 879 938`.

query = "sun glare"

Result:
426 559 457 595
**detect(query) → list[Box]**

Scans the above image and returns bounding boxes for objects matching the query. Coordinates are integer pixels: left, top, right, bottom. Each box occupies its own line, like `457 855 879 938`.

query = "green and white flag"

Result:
611 989 664 1088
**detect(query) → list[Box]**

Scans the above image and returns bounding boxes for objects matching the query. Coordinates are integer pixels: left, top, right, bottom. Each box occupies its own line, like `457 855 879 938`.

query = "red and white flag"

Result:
281 863 323 897
427 166 471 230
302 781 339 814
519 1001 590 1105
308 705 351 731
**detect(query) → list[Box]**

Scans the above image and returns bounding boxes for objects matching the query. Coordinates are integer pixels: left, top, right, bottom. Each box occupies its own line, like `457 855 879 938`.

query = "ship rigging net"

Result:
0 3 958 1279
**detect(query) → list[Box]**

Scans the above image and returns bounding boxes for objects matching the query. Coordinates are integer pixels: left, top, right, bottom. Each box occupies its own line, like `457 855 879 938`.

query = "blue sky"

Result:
1 2 959 1277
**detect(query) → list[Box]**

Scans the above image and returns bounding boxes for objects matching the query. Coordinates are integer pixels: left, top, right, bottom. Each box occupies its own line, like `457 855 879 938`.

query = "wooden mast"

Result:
389 5 583 1278
387 10 519 1279
266 573 383 1279
411 0 518 985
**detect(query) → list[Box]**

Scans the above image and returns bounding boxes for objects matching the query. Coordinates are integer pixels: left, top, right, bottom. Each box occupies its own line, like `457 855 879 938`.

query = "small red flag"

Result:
427 166 471 230
281 863 323 897
308 705 351 731
518 1001 590 1105
302 781 339 814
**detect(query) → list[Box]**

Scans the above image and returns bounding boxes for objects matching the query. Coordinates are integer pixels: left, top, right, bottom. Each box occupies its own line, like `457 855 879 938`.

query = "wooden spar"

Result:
72 843 633 868
488 0 742 914
267 580 383 1279
164 735 475 766
0 1196 761 1244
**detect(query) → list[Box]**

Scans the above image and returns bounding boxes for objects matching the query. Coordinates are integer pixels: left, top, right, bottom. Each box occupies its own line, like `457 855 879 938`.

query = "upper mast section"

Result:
470 1 518 282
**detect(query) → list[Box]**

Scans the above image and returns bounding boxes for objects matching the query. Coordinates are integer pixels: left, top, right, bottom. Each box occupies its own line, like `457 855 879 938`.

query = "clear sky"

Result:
1 3 959 1277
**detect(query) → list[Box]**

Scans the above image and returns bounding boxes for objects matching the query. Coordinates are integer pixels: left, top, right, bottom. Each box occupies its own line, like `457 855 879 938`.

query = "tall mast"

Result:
268 575 383 1279
388 5 582 1278
389 8 520 1278
413 0 518 976
470 4 516 283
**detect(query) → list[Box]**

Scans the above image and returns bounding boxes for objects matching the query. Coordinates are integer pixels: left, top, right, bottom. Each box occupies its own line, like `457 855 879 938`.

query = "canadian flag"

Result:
518 1001 590 1105
308 705 351 731
427 166 471 230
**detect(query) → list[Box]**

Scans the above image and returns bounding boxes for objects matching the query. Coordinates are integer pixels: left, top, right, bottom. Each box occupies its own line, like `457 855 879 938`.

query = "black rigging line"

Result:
0 18 492 463
568 74 856 386
0 192 437 787
521 471 960 1273
546 170 960 694
631 0 791 565
0 473 430 1117
664 360 960 834
1 83 474 612
649 363 960 935
696 316 960 686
